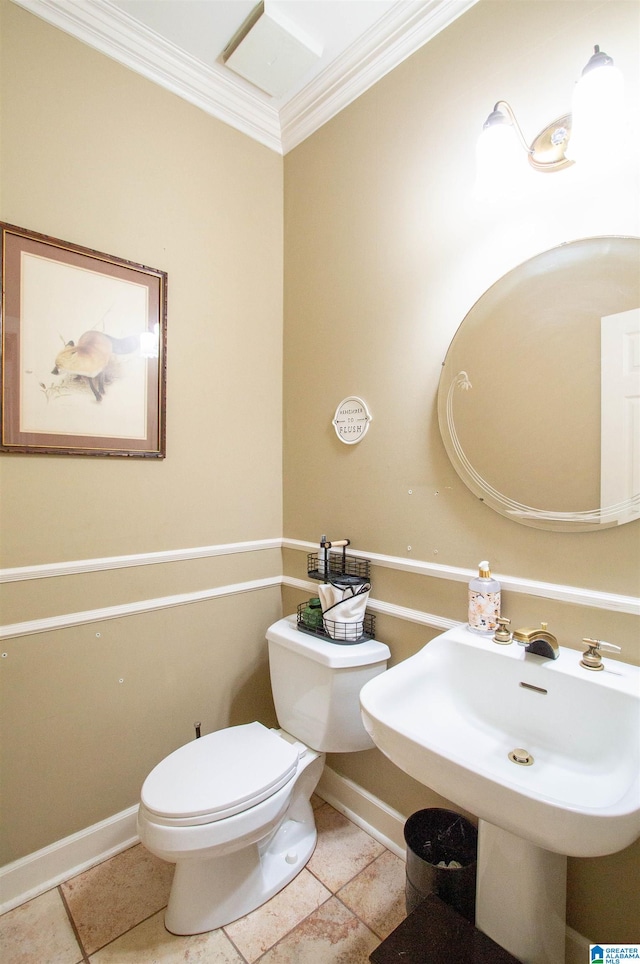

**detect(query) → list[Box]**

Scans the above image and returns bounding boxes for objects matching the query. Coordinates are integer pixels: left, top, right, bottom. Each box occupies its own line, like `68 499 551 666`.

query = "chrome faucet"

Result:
513 623 559 660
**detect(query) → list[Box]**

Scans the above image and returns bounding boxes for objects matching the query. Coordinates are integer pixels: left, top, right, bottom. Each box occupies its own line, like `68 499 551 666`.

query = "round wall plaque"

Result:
332 396 372 444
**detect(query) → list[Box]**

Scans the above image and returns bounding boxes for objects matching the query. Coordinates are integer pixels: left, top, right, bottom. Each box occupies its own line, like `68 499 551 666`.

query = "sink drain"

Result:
509 747 534 766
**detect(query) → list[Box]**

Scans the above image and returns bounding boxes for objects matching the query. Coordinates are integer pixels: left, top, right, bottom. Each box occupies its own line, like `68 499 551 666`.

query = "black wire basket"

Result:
307 551 370 586
296 601 376 644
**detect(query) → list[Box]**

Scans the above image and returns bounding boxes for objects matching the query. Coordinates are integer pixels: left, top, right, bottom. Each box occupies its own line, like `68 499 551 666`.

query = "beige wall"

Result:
283 0 639 941
1 0 639 946
0 0 283 860
0 4 283 564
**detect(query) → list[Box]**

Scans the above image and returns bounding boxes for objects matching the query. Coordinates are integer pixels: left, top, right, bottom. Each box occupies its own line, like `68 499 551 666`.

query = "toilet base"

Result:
165 796 318 935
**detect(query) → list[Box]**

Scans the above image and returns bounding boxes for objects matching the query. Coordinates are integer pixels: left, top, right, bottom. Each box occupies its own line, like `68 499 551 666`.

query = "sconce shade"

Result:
565 45 624 162
475 102 527 198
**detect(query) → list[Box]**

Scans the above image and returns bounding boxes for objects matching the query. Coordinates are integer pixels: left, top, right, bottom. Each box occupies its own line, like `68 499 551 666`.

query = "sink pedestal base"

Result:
476 821 567 964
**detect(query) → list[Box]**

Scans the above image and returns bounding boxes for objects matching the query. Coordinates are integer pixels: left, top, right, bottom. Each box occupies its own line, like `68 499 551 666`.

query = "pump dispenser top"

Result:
468 560 501 635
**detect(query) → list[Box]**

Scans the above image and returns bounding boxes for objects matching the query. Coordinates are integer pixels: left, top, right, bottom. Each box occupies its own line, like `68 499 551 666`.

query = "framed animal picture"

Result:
0 223 167 458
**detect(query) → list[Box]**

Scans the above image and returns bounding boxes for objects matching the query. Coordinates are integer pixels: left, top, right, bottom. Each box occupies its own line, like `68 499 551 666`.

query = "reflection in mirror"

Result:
438 237 640 531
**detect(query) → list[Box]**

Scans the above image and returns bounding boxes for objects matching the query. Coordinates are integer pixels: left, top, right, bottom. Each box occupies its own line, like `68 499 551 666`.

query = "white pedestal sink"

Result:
477 821 567 962
359 625 640 963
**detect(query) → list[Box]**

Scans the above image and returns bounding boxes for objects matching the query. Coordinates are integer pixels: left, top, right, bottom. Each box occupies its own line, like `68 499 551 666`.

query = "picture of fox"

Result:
51 331 139 402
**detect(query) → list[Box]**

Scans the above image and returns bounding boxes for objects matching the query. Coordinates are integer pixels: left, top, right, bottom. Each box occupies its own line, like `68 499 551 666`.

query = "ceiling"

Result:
11 0 477 154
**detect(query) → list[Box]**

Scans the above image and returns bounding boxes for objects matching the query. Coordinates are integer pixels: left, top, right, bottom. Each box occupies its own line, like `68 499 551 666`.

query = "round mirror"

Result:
438 237 640 531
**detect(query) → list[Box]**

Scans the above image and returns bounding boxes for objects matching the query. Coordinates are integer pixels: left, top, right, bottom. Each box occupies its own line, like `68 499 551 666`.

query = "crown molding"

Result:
280 0 477 153
10 0 478 154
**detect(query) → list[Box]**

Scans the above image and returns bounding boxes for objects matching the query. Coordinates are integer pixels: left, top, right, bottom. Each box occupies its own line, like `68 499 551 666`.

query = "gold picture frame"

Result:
1 223 167 458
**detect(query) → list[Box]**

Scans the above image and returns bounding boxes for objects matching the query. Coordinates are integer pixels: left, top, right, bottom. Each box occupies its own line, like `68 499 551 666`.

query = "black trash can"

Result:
404 808 478 923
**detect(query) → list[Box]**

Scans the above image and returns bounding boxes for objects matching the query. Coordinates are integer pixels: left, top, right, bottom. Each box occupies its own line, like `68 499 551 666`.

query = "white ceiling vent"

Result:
223 2 322 98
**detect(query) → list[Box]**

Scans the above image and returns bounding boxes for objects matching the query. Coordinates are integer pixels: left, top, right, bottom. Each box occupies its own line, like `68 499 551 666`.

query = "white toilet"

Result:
137 614 390 935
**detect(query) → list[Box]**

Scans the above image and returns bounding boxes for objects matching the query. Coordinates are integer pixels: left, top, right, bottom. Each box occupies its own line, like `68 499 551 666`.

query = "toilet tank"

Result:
266 615 390 753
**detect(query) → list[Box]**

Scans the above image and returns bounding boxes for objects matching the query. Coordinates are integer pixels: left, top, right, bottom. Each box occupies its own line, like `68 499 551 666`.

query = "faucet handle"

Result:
580 638 621 671
493 617 512 645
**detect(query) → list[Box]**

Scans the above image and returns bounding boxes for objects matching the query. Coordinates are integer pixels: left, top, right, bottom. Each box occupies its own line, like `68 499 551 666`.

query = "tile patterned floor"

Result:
0 798 407 963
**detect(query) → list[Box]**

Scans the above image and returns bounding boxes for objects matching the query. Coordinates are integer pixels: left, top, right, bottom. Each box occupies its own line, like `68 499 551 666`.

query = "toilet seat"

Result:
141 722 299 827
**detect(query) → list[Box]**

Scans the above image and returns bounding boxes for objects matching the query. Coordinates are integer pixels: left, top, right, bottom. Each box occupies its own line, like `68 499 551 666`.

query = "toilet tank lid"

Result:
267 616 390 668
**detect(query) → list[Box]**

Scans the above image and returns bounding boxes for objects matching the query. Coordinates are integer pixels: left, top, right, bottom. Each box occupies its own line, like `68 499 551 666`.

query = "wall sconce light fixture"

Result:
476 45 625 195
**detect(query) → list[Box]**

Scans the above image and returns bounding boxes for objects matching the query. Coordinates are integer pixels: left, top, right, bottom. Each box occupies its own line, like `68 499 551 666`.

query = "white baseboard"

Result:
0 765 592 961
565 925 591 964
0 765 404 915
0 805 139 915
317 765 407 859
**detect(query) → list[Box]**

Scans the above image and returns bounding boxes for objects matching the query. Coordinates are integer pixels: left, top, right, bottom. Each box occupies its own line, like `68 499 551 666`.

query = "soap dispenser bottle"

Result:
468 561 501 635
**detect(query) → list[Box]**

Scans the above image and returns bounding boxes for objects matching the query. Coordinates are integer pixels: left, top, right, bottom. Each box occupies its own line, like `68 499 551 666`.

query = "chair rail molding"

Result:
0 538 282 583
0 576 282 640
1 538 637 640
282 539 640 616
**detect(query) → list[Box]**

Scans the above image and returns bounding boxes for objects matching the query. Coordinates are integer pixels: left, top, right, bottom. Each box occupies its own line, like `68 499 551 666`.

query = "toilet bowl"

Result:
137 615 389 935
138 722 324 934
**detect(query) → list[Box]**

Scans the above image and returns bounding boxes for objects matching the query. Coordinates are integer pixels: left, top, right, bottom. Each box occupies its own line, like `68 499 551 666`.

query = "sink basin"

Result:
360 624 640 857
